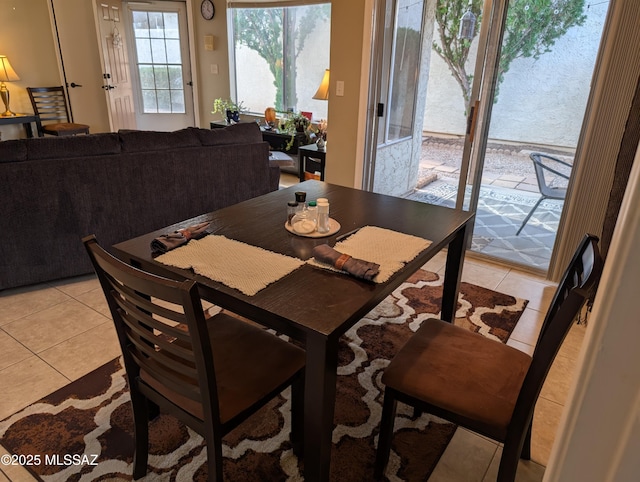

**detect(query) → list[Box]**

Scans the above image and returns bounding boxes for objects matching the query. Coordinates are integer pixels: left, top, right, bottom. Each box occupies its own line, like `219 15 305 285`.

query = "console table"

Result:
298 144 326 182
210 121 307 176
0 113 39 138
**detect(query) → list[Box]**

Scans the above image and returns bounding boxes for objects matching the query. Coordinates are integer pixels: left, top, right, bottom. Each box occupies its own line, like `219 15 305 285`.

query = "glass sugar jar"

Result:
290 209 317 234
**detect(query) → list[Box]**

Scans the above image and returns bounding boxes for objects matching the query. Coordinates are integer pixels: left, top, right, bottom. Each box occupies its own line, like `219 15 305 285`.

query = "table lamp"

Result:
0 55 20 117
312 69 330 101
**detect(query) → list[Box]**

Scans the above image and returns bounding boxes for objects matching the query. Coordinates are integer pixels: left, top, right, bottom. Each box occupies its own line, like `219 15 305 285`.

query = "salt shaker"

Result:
317 200 330 234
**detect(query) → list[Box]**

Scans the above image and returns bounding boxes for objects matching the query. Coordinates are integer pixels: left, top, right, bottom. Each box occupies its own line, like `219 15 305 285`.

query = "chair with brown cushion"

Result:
83 235 305 481
27 86 90 136
374 234 603 482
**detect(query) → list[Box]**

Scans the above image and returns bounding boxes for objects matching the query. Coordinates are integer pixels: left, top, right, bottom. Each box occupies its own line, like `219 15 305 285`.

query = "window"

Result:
377 0 424 143
230 3 331 119
387 0 423 140
131 10 185 114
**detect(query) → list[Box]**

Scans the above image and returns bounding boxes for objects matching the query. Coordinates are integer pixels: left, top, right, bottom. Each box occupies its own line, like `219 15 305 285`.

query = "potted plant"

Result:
281 112 312 149
283 112 311 133
212 98 247 124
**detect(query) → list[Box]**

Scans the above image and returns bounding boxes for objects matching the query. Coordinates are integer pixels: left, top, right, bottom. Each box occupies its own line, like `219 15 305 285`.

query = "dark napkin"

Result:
151 222 210 254
312 244 380 281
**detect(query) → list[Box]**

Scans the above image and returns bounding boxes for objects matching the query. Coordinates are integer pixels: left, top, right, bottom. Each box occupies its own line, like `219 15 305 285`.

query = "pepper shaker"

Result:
295 191 307 214
287 201 299 225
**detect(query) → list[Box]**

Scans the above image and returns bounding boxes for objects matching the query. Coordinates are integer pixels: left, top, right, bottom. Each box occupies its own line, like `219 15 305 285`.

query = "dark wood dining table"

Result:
112 180 474 482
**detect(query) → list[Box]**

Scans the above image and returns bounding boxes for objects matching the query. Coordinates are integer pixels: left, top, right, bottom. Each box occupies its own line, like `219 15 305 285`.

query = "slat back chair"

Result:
27 86 90 136
375 234 603 482
83 235 305 481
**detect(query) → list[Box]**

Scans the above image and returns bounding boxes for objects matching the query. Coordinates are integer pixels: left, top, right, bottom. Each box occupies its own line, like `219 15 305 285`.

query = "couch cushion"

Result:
26 133 121 160
119 128 200 152
193 122 263 146
0 139 27 162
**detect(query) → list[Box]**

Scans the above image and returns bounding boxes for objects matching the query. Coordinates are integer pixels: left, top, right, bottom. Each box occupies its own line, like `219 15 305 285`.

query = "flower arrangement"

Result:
311 119 327 151
315 119 328 141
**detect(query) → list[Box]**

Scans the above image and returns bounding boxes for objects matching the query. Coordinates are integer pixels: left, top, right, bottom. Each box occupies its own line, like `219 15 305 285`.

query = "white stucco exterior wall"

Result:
423 3 608 148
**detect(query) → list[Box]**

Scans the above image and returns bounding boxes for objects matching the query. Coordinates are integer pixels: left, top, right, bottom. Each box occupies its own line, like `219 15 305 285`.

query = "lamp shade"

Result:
312 69 330 100
0 56 20 82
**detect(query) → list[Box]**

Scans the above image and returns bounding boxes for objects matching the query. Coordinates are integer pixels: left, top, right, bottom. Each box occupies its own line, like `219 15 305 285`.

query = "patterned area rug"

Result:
408 182 564 269
0 269 528 482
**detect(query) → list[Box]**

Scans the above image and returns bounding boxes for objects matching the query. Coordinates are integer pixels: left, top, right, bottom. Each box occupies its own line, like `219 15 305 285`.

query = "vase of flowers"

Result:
315 119 327 151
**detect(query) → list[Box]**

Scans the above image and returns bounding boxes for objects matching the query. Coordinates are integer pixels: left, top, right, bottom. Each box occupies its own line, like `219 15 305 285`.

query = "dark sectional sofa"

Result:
0 123 279 290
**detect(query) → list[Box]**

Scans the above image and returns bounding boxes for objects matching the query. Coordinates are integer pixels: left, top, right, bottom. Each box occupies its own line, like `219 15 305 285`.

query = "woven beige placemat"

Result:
156 235 305 296
308 225 432 283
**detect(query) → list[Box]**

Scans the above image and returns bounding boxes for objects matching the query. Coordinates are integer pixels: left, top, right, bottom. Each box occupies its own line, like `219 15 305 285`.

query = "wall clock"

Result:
201 0 215 20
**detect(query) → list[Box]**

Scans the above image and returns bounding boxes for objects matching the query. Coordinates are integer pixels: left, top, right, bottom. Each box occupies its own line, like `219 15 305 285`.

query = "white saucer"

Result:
285 218 341 238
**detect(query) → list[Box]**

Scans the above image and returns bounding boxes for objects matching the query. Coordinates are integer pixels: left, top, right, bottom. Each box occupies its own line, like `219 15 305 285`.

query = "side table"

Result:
298 144 326 182
0 113 39 138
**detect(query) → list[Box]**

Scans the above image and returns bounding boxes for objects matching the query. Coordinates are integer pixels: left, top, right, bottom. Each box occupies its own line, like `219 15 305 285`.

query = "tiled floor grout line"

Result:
34 354 74 384
0 243 564 481
0 326 74 385
0 328 36 371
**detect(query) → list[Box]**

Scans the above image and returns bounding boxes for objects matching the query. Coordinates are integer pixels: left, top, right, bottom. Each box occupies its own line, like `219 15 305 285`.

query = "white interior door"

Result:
96 0 136 131
50 0 110 132
123 1 195 131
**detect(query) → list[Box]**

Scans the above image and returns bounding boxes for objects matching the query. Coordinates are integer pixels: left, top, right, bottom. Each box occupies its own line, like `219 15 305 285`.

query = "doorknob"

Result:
101 85 116 90
69 82 83 88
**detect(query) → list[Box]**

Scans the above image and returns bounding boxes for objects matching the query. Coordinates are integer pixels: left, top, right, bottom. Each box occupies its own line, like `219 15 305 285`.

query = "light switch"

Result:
210 64 219 74
336 80 345 97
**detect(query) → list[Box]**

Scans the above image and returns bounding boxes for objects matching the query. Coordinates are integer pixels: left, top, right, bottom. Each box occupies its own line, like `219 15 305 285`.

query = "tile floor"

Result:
0 178 585 481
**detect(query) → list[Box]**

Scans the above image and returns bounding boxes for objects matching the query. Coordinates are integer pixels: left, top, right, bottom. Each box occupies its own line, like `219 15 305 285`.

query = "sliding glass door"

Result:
457 0 608 269
365 0 610 272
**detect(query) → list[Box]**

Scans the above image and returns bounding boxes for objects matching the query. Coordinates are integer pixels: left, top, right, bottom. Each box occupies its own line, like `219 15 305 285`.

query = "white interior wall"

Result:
544 142 640 481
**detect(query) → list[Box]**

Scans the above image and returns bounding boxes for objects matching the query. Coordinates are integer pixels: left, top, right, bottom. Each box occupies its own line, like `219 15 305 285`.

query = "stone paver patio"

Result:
411 135 575 269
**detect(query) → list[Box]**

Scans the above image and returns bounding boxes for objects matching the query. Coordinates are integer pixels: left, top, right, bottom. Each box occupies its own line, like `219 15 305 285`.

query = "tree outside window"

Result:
433 0 587 116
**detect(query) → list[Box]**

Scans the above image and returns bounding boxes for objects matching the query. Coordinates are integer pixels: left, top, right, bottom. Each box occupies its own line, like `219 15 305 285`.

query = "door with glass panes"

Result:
124 1 195 131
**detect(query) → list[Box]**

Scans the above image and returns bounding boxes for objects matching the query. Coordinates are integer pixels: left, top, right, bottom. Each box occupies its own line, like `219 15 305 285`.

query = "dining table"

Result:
111 180 474 482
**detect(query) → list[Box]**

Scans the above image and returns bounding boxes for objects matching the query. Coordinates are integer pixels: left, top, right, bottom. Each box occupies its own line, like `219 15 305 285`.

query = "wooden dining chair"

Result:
27 86 90 136
374 234 603 482
83 235 305 481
